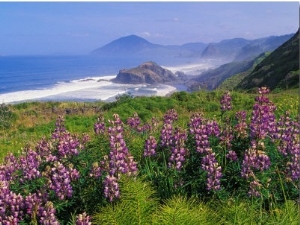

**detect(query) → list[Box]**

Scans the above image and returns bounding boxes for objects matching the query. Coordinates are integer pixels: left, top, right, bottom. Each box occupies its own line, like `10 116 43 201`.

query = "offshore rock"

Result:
113 61 177 84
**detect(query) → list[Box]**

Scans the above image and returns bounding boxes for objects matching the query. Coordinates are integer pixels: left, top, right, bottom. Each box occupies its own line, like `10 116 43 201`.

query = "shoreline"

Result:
0 77 184 104
0 61 213 104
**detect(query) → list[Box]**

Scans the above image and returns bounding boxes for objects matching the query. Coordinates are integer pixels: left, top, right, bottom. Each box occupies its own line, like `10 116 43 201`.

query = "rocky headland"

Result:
112 61 178 84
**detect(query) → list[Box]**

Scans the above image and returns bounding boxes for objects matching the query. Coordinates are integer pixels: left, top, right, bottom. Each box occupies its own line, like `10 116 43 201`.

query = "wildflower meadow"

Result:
0 87 299 224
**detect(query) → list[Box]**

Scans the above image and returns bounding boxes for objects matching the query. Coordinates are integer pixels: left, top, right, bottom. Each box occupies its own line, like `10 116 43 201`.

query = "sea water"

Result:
0 54 213 103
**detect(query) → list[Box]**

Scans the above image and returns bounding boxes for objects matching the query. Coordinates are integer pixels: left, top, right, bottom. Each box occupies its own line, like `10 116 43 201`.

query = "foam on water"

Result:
0 75 177 104
164 59 222 75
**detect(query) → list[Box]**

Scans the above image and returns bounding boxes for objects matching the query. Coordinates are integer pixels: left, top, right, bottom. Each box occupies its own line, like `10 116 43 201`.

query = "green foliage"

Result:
93 177 158 225
191 60 255 90
1 88 300 224
212 198 299 225
152 196 218 225
0 103 16 129
237 31 299 90
65 115 96 133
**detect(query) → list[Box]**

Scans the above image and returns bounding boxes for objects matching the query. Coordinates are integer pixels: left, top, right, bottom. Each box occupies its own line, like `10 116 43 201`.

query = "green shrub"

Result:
94 177 158 225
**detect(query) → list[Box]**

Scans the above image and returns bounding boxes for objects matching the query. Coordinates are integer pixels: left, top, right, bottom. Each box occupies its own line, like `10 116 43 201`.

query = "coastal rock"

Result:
113 61 177 84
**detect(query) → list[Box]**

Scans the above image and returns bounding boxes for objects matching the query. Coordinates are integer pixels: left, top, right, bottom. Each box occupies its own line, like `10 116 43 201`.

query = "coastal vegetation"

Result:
237 30 299 91
0 87 299 224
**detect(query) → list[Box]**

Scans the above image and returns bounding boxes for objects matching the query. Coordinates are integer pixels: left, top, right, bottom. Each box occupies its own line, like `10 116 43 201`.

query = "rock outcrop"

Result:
113 61 177 84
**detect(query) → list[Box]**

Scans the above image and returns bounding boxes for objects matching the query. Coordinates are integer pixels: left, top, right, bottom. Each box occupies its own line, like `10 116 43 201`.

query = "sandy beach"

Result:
0 61 214 104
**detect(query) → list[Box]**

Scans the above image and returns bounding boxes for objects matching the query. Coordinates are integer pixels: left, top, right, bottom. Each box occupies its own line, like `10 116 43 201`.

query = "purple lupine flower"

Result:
35 138 58 162
274 112 300 181
189 113 216 154
25 192 45 217
206 120 221 137
226 150 238 161
18 148 41 182
286 148 300 181
248 180 262 197
89 162 102 178
52 116 66 139
234 111 248 139
164 109 178 124
258 86 270 95
81 134 90 145
25 192 59 225
127 112 141 129
201 148 222 191
127 113 151 133
241 140 270 197
160 109 178 147
194 123 210 154
47 161 79 200
0 180 24 224
220 91 232 112
94 116 106 135
144 136 157 157
38 201 59 225
168 128 188 171
241 140 270 179
160 123 173 148
57 132 81 158
250 87 276 140
76 212 92 225
0 153 19 182
103 174 120 202
107 114 138 177
276 112 299 154
126 156 138 176
189 113 203 135
195 126 210 154
103 114 138 201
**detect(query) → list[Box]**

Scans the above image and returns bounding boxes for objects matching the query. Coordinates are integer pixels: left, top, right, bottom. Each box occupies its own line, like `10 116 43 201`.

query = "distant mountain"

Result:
234 33 294 61
90 34 208 59
218 52 270 90
90 33 296 65
112 61 177 84
201 34 294 62
237 30 299 91
188 60 255 90
91 35 160 54
201 38 250 61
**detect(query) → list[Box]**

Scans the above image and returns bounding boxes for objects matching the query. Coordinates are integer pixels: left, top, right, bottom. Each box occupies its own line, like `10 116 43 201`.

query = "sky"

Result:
0 1 298 55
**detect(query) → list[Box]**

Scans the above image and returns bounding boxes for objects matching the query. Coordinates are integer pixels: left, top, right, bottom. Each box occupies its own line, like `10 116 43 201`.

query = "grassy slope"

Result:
218 52 270 90
1 88 298 159
1 89 299 224
237 30 299 91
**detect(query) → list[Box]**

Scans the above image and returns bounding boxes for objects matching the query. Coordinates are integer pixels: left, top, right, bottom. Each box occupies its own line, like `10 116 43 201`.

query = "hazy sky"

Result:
0 1 298 55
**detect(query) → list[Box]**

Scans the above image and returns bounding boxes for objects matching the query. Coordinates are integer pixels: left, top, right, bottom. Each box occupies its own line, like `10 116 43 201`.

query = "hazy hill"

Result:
90 35 160 54
201 34 294 62
234 34 294 61
90 34 292 61
237 30 299 91
90 34 207 58
188 60 255 90
201 38 250 61
218 52 270 90
112 61 177 84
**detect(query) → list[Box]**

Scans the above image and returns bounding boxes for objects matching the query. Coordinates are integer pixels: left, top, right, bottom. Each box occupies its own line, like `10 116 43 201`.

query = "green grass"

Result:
1 89 298 158
1 88 299 224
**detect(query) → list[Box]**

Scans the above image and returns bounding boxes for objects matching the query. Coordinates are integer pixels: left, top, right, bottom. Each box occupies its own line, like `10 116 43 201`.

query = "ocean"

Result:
0 55 215 104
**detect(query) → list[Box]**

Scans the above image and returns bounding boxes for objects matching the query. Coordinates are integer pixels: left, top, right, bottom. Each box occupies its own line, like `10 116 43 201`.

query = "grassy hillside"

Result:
237 30 299 91
189 60 255 90
1 88 298 158
0 88 299 224
218 52 270 90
